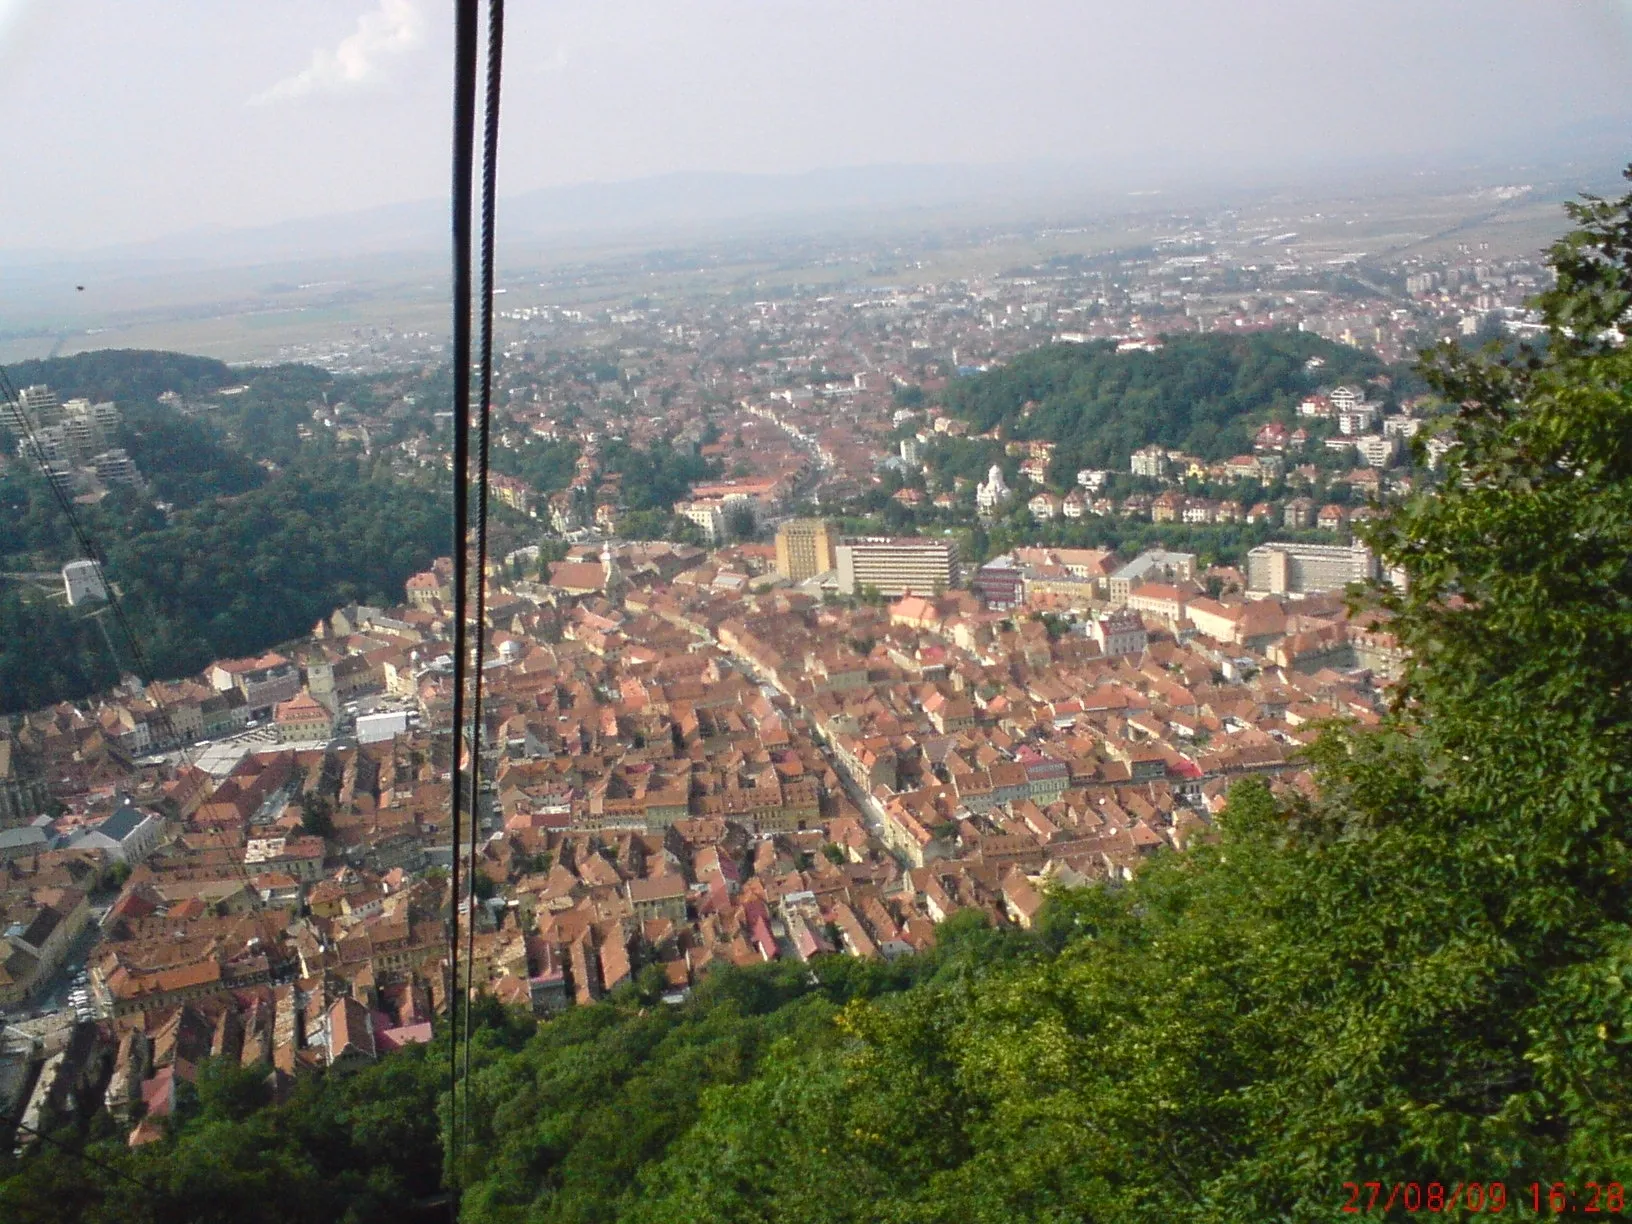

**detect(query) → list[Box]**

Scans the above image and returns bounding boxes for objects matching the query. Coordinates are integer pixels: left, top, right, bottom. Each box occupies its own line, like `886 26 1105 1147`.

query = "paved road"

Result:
0 921 103 1033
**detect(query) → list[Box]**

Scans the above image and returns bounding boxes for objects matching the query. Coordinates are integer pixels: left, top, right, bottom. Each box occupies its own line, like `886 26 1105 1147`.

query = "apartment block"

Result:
835 537 957 598
1246 541 1377 596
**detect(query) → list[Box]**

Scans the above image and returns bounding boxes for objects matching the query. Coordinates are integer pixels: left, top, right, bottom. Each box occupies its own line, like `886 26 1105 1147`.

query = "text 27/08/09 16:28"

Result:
1342 1182 1626 1214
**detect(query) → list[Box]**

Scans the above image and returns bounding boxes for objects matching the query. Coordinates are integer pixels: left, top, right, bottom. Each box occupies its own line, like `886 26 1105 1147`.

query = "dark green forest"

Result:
109 459 446 672
0 457 445 710
0 355 447 712
2 350 235 403
601 440 717 513
4 177 1632 1222
114 403 266 508
941 330 1390 478
490 437 580 500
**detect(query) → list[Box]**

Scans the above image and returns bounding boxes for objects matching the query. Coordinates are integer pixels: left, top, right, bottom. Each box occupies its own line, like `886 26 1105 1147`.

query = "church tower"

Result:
601 542 626 604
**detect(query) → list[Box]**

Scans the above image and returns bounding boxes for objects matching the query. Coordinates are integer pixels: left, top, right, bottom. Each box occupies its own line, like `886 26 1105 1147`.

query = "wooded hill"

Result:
941 330 1391 479
0 353 445 712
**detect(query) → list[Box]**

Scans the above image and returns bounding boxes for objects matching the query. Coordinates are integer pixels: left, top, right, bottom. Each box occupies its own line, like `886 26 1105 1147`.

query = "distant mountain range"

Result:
3 109 1627 273
3 161 1154 269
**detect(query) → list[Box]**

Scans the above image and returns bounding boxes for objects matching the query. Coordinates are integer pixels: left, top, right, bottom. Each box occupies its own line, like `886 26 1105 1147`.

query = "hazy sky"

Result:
1 0 1629 251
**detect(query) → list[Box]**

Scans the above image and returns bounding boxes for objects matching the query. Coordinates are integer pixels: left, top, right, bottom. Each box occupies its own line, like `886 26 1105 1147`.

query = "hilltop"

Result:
941 331 1392 476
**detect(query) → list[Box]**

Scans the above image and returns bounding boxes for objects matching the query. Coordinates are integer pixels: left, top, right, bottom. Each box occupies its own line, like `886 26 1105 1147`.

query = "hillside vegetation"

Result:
942 330 1388 474
5 178 1632 1222
0 355 445 711
2 350 235 404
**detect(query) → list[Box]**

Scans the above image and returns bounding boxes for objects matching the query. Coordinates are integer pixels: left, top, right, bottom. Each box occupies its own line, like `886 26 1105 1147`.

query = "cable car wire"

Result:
445 0 480 1215
6 1117 158 1194
460 0 504 1169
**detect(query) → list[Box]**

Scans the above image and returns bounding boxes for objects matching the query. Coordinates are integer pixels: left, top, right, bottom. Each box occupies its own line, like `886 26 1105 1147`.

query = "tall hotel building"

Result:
774 519 837 580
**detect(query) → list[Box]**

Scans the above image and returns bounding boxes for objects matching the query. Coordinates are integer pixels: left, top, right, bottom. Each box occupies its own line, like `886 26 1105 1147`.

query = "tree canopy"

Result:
2 350 234 403
0 354 448 710
942 330 1388 474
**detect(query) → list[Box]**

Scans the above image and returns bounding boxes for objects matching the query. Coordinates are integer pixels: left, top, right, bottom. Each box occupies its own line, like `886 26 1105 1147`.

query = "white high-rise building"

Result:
1076 469 1109 491
1130 445 1168 478
18 385 61 425
1246 542 1377 596
675 499 725 544
1353 434 1399 469
93 448 141 486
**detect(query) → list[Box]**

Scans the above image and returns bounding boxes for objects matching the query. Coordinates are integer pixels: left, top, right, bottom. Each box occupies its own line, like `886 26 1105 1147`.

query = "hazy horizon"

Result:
2 0 1630 255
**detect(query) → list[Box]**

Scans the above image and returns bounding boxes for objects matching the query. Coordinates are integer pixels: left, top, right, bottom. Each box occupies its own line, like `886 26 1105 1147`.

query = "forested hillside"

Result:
942 330 1390 474
2 350 235 403
113 402 267 508
3 177 1632 1223
0 353 446 711
0 455 445 709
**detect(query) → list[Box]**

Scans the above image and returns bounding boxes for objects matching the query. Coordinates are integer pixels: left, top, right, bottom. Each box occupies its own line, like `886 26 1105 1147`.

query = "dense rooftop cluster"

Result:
1 488 1405 1147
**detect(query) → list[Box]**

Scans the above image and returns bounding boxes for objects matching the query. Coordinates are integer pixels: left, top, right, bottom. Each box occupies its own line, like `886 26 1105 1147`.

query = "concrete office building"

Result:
835 537 957 598
1090 608 1149 658
1246 541 1377 596
5 384 61 432
1130 444 1168 478
675 499 725 545
971 558 1024 610
775 519 837 580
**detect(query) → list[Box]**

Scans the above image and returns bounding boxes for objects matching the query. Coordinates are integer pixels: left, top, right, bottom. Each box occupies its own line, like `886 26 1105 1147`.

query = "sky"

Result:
0 0 1629 251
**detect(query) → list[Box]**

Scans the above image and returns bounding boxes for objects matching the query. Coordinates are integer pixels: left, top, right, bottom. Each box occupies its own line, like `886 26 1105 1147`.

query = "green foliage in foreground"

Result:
7 177 1632 1221
0 946 972 1224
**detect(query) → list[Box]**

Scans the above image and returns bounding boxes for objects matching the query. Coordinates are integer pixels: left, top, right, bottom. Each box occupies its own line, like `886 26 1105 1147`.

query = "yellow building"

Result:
774 519 836 580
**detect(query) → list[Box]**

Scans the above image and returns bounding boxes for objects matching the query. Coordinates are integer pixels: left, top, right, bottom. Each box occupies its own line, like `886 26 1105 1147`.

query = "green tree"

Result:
628 171 1632 1222
299 792 334 839
723 504 757 542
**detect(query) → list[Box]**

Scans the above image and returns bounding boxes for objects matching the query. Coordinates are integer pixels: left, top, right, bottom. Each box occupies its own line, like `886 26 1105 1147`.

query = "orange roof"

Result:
274 692 329 723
